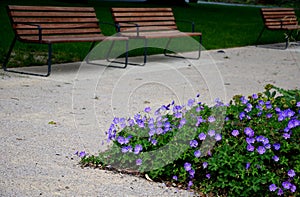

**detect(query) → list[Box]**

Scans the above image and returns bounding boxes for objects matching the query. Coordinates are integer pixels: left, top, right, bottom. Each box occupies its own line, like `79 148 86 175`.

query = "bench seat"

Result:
256 8 300 49
4 5 129 77
111 7 202 65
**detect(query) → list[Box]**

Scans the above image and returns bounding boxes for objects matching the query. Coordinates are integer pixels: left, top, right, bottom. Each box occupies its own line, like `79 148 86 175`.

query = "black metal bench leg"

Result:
284 30 295 49
143 39 148 65
88 40 128 69
3 37 51 77
3 36 17 71
105 40 128 69
164 36 201 60
46 44 52 76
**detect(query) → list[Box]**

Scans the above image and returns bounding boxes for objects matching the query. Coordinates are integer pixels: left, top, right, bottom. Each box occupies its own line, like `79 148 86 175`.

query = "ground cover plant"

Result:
79 84 299 196
1 0 298 67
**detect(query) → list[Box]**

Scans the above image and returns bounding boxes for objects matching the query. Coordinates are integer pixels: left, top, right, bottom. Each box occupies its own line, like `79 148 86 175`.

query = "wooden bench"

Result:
4 5 129 77
256 8 300 49
111 7 202 65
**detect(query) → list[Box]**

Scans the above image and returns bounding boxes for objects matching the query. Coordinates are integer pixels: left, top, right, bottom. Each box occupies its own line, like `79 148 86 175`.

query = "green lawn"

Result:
0 0 299 67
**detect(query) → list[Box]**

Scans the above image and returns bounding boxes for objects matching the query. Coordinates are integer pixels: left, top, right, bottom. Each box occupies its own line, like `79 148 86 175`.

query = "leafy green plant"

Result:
79 85 299 196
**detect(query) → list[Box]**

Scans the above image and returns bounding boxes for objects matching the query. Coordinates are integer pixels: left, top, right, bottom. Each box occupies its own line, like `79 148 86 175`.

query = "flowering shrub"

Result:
80 84 299 196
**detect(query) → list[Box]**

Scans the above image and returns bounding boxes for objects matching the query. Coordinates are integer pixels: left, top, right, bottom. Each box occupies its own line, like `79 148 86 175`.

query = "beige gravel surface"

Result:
0 43 299 196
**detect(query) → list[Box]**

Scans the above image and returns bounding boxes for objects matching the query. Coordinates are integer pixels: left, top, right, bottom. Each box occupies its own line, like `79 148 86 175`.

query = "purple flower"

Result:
175 112 182 119
239 112 246 120
240 96 248 104
137 119 145 128
136 158 142 166
179 118 186 127
134 144 143 154
157 127 165 135
215 133 222 141
208 116 216 123
189 169 195 178
128 118 135 127
246 162 251 170
290 184 296 193
206 174 211 179
187 98 195 107
265 101 272 109
208 130 215 137
256 104 263 111
273 143 280 150
184 162 192 171
231 129 239 137
288 119 300 129
277 188 283 196
257 146 266 154
79 151 86 158
196 116 204 126
151 139 157 145
203 162 208 169
245 103 253 112
246 137 255 144
188 180 193 188
269 184 277 192
283 133 290 139
113 117 120 124
194 150 201 158
273 155 279 162
149 129 156 137
144 107 151 113
265 144 271 149
198 133 206 141
266 113 273 119
247 144 255 152
297 102 300 107
190 140 198 148
121 146 132 153
252 94 258 99
244 127 254 137
282 181 291 189
172 175 178 181
288 169 296 178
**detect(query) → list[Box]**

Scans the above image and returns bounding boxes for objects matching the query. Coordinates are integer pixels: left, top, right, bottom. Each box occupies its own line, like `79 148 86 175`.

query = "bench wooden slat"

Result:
120 25 178 32
113 12 174 17
8 5 95 12
118 21 176 27
14 23 99 29
12 17 99 23
10 11 97 17
16 28 101 36
111 8 172 12
114 17 176 23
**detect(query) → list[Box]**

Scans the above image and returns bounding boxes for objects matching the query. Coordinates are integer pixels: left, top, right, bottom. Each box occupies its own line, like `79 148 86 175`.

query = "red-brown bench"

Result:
256 8 300 49
111 7 202 65
4 5 129 77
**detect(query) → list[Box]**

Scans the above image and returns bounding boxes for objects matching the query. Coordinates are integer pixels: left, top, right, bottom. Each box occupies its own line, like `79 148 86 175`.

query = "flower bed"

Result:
79 84 299 196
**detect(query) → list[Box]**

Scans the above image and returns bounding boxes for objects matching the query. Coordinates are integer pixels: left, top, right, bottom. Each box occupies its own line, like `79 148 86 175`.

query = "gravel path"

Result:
0 44 299 196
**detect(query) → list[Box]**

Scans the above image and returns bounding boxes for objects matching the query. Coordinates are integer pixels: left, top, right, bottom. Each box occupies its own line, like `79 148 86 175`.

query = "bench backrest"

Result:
7 5 102 40
261 8 298 29
111 8 178 32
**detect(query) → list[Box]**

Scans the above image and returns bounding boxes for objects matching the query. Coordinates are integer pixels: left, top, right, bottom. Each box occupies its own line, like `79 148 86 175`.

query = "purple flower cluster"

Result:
269 169 297 195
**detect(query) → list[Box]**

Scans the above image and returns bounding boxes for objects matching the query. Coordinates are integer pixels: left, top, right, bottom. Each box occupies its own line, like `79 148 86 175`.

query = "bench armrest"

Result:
175 19 195 32
116 22 140 36
17 22 42 42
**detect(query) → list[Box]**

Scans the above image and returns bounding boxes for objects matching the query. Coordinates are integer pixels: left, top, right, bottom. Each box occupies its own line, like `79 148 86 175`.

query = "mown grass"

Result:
0 0 299 67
